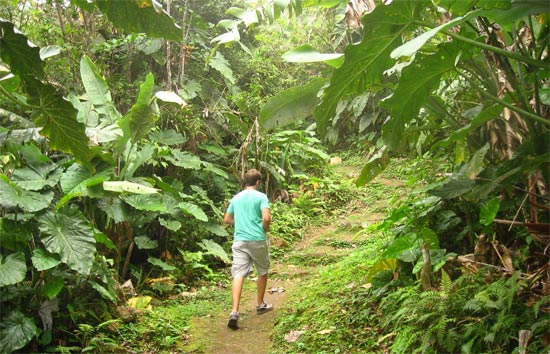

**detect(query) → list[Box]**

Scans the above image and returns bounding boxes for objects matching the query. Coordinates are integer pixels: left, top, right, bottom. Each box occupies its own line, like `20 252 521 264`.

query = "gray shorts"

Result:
231 240 270 278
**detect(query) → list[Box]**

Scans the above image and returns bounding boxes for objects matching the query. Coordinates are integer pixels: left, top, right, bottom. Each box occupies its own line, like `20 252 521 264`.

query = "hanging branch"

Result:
234 118 259 180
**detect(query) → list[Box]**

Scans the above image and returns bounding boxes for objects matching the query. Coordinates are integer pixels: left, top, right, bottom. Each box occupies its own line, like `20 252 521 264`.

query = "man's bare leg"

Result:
256 273 268 305
232 276 245 314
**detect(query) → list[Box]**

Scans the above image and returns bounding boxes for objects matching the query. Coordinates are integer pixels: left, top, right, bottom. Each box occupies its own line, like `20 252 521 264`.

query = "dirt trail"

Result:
186 249 310 353
185 168 400 353
188 275 293 353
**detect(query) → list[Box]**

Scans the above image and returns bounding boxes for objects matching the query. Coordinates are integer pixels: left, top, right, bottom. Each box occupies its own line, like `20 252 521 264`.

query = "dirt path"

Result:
185 168 400 353
187 274 293 353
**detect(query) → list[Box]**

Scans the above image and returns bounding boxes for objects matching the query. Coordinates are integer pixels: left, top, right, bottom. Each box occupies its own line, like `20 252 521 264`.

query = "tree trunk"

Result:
420 241 432 290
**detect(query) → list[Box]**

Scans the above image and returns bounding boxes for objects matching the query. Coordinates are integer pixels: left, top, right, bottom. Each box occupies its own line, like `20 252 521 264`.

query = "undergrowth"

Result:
114 283 230 353
270 156 550 354
271 235 391 354
378 272 550 353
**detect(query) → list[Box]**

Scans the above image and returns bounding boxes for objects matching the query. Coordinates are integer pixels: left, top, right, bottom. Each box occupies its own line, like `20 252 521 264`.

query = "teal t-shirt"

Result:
227 189 269 241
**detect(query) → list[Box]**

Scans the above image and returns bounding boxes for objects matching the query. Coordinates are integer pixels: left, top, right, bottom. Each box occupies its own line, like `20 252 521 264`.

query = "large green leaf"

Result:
43 276 64 299
0 20 44 80
12 163 61 191
117 73 158 146
208 52 236 84
148 256 176 271
202 162 229 179
356 148 389 187
211 28 240 45
89 281 117 303
98 197 129 224
122 194 167 212
154 91 187 106
124 143 155 179
38 208 96 275
382 43 457 149
94 231 116 250
163 149 202 169
39 45 62 60
159 218 182 232
31 249 61 271
80 55 120 122
382 233 421 263
0 174 53 212
365 258 398 282
392 1 544 59
458 143 489 179
0 311 38 354
464 166 521 201
103 181 159 194
480 197 500 226
94 0 183 41
390 9 483 59
434 104 503 148
204 222 230 237
29 79 93 165
199 239 230 263
134 235 158 250
482 0 547 31
435 0 478 16
301 0 339 8
19 143 50 165
57 164 109 209
314 0 427 138
149 129 187 146
260 78 328 130
282 44 344 67
0 252 26 287
80 55 110 108
430 177 475 199
178 201 208 221
55 171 110 209
226 6 259 27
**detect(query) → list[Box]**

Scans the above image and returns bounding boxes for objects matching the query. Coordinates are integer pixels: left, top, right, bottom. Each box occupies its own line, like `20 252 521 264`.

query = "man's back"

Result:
228 189 268 241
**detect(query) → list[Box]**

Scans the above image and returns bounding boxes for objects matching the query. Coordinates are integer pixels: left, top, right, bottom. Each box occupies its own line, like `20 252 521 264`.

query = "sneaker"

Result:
256 302 273 314
228 312 239 329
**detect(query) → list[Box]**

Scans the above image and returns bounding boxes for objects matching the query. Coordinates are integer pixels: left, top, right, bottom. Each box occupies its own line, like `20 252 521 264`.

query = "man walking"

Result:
224 169 273 329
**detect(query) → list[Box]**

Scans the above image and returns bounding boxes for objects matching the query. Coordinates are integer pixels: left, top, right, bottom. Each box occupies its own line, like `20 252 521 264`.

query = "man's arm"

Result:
224 212 234 226
261 208 271 232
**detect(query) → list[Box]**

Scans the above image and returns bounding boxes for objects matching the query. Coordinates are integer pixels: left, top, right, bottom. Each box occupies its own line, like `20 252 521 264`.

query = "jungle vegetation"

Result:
0 0 548 353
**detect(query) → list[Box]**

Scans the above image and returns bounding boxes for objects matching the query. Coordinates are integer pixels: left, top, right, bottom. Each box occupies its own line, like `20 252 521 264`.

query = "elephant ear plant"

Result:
0 3 232 352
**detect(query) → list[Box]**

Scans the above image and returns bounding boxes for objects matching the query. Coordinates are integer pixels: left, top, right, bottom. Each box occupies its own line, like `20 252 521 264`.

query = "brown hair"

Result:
243 169 262 187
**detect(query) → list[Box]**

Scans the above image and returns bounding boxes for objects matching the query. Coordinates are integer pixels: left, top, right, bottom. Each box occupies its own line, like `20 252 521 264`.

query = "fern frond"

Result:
440 269 452 296
441 326 460 352
463 298 482 313
390 325 418 353
532 295 550 317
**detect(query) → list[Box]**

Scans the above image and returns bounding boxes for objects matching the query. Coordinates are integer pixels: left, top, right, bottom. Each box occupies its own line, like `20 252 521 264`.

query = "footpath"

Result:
185 165 398 353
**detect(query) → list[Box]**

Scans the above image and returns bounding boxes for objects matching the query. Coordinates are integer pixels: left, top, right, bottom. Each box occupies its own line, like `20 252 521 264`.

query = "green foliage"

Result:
0 310 39 354
272 236 389 353
0 3 235 351
91 0 183 41
269 202 307 245
116 287 229 353
260 78 328 130
38 207 96 275
316 0 424 139
379 273 550 353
